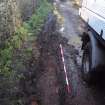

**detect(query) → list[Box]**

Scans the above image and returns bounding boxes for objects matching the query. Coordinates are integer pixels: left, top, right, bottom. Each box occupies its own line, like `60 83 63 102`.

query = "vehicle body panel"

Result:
79 0 105 40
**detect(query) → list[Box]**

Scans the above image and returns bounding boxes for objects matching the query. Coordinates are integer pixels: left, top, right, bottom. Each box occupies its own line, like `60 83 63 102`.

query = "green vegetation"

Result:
0 26 28 77
0 0 52 77
27 0 53 35
0 0 53 104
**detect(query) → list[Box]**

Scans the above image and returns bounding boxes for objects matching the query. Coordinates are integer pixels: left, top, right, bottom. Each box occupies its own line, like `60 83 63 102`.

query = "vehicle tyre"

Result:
82 42 92 82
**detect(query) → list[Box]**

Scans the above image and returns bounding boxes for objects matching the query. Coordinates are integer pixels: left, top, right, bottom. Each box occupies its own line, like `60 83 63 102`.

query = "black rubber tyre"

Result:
82 42 92 82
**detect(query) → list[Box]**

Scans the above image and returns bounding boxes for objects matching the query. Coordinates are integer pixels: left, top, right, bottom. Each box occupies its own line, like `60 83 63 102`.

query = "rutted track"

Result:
20 1 105 105
56 1 105 105
36 14 68 105
36 13 78 105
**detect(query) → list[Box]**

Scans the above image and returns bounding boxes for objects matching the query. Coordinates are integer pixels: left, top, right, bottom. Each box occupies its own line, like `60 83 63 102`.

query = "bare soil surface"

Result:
20 1 105 105
56 0 105 105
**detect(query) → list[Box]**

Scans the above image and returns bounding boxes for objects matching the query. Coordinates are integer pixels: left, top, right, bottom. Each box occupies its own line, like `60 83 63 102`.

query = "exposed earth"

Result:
20 0 105 105
56 1 105 105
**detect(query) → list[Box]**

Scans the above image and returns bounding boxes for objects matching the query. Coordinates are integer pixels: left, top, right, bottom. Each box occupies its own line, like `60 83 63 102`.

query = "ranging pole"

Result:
59 44 71 94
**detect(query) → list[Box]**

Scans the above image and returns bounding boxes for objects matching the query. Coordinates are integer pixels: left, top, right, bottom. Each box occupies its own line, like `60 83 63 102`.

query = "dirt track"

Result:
56 1 105 105
20 1 105 105
35 1 105 105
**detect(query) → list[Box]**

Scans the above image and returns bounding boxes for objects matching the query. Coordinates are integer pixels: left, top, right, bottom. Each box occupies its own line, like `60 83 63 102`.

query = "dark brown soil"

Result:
36 14 70 105
19 13 72 105
19 2 105 105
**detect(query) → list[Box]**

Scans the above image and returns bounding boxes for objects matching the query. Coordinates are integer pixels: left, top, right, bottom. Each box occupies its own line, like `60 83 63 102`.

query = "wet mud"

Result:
20 1 105 105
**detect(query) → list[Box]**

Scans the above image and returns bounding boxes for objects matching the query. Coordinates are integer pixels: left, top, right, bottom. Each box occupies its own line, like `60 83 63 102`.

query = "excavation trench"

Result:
36 14 68 105
35 13 79 105
20 13 78 105
22 1 105 105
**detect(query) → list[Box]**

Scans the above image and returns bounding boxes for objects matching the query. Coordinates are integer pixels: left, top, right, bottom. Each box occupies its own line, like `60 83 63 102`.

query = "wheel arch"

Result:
82 31 105 71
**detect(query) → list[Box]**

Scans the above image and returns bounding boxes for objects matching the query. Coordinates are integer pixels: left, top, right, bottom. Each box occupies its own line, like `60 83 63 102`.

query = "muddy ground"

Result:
20 0 105 105
56 1 105 105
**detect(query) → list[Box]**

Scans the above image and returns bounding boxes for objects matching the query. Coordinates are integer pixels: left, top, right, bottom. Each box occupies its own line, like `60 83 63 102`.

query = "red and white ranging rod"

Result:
59 44 71 94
